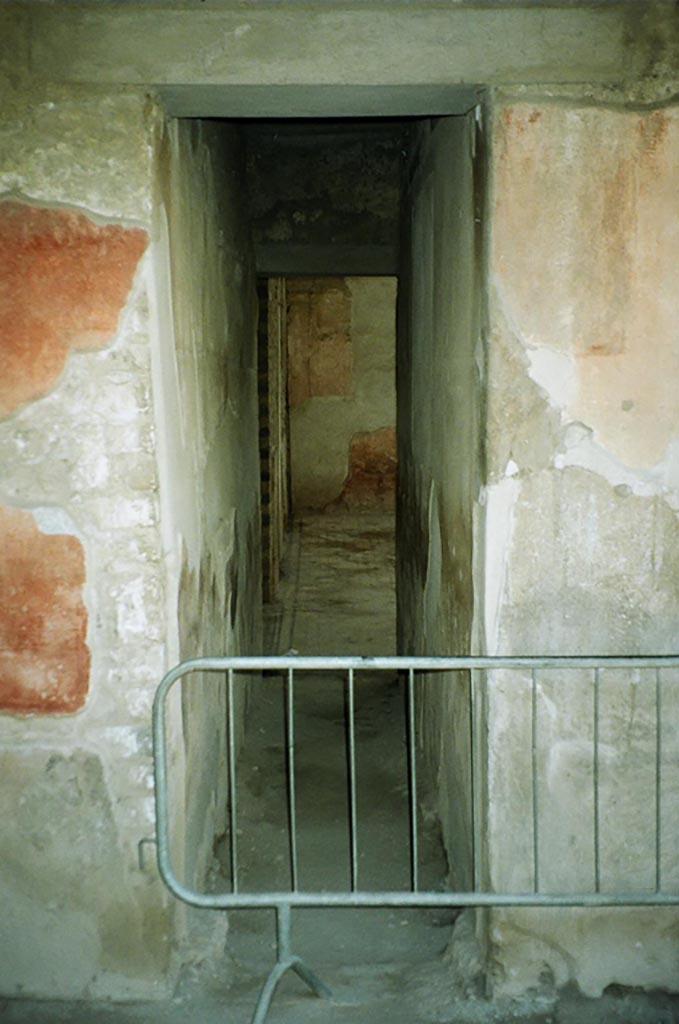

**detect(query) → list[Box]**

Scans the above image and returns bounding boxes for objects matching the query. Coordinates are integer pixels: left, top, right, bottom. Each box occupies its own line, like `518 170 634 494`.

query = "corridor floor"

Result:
219 510 456 1016
3 513 678 1023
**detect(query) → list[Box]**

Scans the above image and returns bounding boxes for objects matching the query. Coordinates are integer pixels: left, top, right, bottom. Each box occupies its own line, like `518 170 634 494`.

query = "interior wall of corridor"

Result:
397 114 484 892
152 117 261 903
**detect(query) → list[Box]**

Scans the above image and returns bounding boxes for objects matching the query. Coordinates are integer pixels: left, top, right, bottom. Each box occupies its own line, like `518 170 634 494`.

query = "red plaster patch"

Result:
0 505 90 714
336 426 397 509
0 201 147 418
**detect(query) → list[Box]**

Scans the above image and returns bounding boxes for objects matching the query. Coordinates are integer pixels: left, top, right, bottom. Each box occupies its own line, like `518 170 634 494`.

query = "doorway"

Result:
218 109 483 992
158 106 485 1008
259 273 398 653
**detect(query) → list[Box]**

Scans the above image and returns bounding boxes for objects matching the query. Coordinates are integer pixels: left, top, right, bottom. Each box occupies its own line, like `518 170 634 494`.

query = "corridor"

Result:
221 509 455 1019
265 510 397 657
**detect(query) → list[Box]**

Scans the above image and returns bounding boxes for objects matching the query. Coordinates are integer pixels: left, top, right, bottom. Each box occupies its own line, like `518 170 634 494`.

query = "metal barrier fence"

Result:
152 655 679 1023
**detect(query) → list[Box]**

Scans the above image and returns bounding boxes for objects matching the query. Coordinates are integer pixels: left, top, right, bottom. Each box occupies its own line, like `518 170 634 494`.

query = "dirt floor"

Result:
3 979 679 1023
3 511 678 1023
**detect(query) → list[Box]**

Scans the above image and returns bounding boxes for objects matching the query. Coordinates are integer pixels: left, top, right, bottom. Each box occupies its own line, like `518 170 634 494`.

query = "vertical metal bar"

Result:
346 668 358 891
286 667 299 892
152 684 170 881
655 667 662 894
227 668 239 894
252 903 330 1024
593 667 600 894
531 667 539 893
469 668 477 892
276 902 292 962
407 667 419 892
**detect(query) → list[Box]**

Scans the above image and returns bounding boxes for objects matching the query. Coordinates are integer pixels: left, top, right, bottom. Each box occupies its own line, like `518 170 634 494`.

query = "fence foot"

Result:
250 904 331 1024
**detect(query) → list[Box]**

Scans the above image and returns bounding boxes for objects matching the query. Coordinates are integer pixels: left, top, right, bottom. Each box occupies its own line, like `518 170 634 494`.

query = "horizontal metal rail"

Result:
147 887 679 911
153 654 679 912
155 654 679 674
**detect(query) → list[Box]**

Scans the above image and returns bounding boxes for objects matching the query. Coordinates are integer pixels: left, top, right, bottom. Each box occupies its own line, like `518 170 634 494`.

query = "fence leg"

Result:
250 904 331 1024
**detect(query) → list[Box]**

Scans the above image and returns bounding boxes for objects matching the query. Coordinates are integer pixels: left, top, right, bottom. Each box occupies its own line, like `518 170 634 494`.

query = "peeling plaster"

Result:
486 100 679 997
556 423 679 512
30 506 81 537
493 105 679 513
0 112 170 994
514 353 679 512
493 103 679 477
482 477 520 655
525 346 576 410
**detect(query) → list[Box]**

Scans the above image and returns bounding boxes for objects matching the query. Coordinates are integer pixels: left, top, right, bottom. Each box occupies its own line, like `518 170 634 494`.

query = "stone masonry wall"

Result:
0 83 175 998
0 85 261 1000
482 99 679 997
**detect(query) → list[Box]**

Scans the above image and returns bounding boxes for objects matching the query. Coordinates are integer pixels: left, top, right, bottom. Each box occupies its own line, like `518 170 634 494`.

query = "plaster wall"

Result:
288 276 396 511
397 116 483 889
482 100 679 996
0 83 174 998
152 118 261 892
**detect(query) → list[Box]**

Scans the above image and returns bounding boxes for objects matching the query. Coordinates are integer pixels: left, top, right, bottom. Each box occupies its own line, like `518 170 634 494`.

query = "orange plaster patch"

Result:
0 505 90 714
337 426 397 509
0 201 147 418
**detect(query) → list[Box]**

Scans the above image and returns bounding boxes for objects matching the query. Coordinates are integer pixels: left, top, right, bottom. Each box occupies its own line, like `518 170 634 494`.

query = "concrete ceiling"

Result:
9 1 677 119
